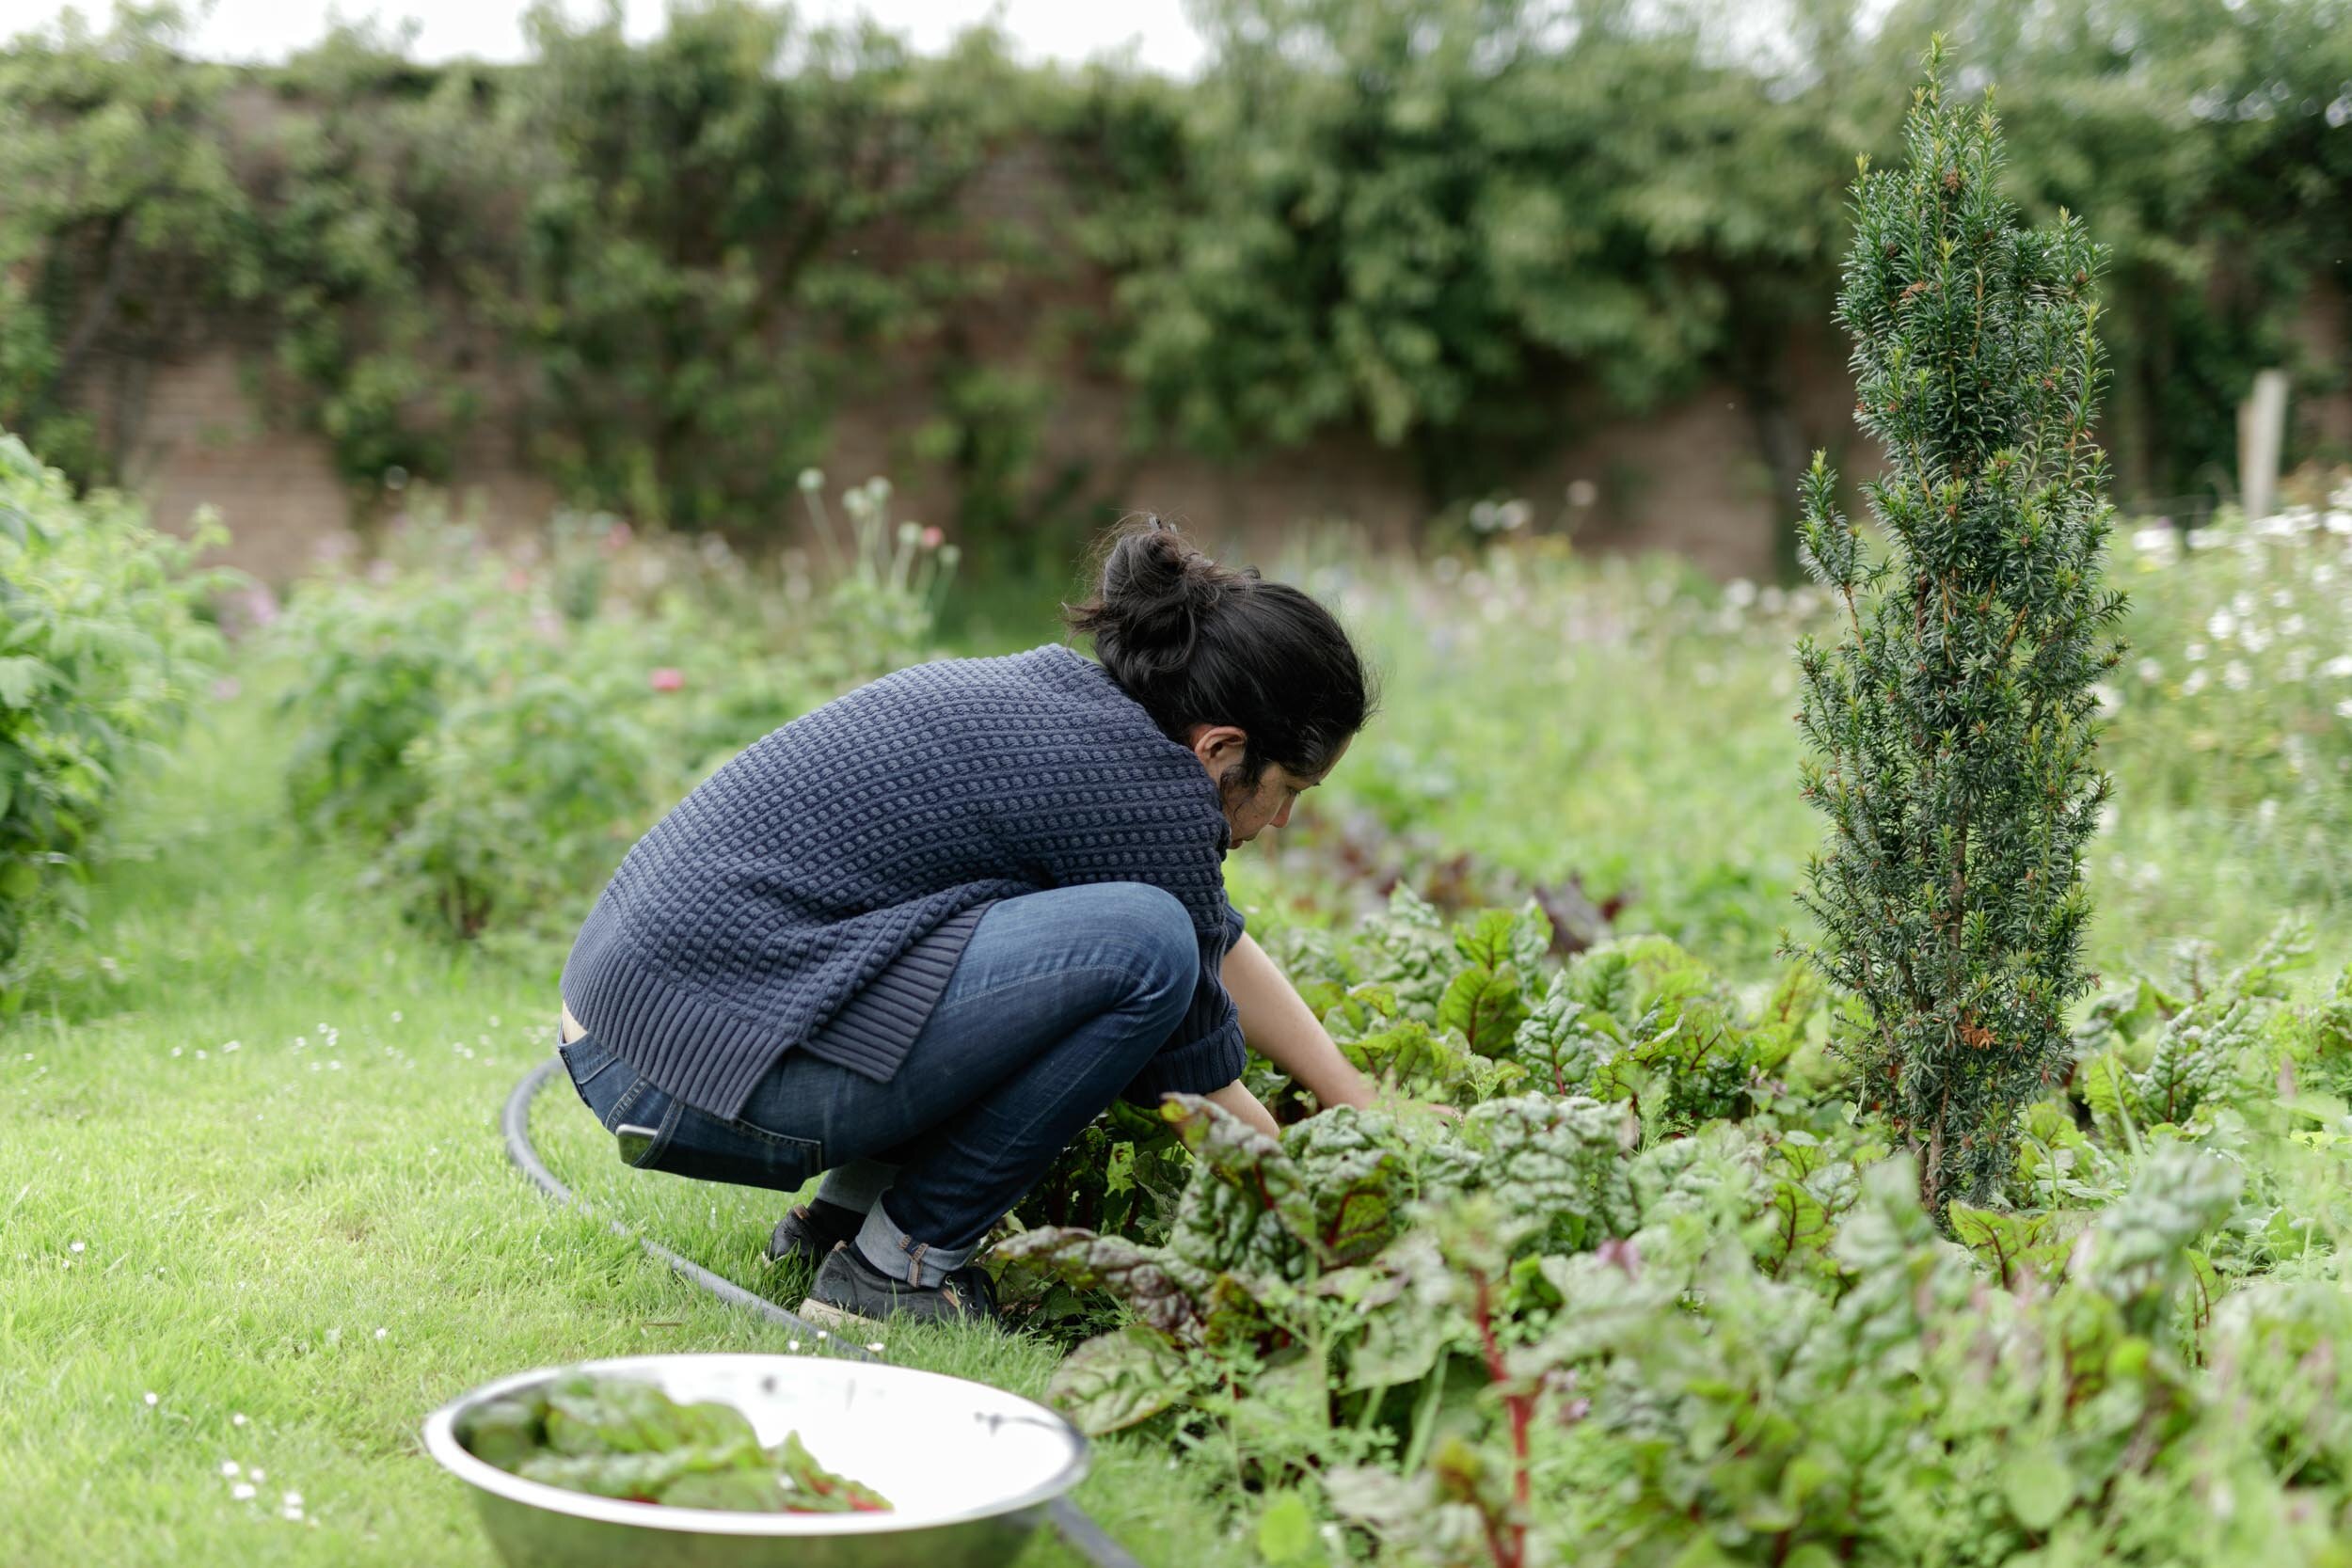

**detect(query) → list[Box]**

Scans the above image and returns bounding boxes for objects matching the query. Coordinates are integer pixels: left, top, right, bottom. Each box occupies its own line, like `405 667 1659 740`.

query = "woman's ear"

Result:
1186 722 1250 768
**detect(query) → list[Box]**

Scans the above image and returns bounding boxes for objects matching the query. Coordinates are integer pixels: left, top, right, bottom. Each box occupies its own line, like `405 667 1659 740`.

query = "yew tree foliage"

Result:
1790 43 2128 1222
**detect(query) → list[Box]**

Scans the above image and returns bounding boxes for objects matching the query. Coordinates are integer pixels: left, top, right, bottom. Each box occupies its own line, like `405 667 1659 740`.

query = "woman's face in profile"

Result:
1191 729 1349 847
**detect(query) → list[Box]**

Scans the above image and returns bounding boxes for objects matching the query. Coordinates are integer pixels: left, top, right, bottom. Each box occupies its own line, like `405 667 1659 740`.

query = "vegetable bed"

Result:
996 892 2352 1566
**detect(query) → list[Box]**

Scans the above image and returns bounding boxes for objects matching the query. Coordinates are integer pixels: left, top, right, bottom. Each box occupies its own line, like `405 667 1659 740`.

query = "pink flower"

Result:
504 567 532 594
649 668 686 692
920 526 946 549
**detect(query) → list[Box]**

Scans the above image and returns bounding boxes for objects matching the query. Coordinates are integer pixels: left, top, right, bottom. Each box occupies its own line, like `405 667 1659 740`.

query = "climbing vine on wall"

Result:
3 0 2346 539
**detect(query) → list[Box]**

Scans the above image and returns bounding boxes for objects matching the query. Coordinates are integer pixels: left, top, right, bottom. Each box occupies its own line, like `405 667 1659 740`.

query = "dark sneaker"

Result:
797 1241 1003 1333
764 1204 835 1271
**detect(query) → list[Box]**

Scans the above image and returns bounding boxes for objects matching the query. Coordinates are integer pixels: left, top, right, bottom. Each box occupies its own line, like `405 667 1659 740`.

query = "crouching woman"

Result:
554 516 1382 1332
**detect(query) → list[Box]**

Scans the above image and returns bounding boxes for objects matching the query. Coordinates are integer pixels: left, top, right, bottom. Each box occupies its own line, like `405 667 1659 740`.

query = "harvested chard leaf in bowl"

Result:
454 1369 891 1513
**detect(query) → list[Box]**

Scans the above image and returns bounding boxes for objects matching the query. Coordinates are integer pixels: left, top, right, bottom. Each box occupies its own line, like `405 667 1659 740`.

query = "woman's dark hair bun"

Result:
1064 513 1375 785
1085 517 1250 679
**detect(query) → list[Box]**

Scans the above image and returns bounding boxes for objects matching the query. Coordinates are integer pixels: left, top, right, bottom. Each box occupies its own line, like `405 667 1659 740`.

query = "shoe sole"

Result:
795 1296 887 1334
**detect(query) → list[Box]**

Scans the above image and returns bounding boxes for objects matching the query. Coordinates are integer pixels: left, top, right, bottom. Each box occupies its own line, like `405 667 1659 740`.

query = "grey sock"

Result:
814 1157 898 1213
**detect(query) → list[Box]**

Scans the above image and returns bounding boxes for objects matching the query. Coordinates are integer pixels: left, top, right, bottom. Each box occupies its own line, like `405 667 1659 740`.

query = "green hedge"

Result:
3 0 2346 550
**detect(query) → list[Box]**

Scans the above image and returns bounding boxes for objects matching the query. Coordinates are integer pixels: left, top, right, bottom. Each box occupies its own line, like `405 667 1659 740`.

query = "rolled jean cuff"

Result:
852 1199 976 1289
815 1157 898 1213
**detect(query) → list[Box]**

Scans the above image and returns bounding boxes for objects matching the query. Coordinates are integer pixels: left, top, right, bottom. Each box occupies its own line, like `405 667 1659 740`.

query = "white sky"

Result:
0 0 1213 75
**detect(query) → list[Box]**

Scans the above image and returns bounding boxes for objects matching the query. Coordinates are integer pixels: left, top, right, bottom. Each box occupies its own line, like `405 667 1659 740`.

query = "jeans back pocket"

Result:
561 1045 822 1194
557 1036 627 1116
644 1098 824 1194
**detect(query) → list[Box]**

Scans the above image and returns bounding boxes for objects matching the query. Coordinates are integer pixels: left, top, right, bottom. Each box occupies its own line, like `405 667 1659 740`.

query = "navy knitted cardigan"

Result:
560 641 1249 1121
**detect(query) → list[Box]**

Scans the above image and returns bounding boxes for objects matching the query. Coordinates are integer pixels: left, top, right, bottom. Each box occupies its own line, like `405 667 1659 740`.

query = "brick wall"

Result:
72 124 2350 592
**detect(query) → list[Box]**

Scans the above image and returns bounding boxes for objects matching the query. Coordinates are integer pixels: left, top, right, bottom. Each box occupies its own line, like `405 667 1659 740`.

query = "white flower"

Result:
2338 699 2352 721
2091 683 2123 715
390 1010 403 1022
144 1392 159 1407
251 1469 264 1481
220 1461 240 1478
2321 656 2352 679
787 1340 801 1353
2207 610 2236 641
373 1327 387 1340
2282 614 2306 637
866 1341 886 1354
69 1241 84 1253
2137 658 2163 684
2223 661 2252 691
222 1040 240 1053
232 1413 248 1426
283 1492 303 1508
1725 578 1757 609
2130 525 2177 553
2183 668 2210 696
231 1482 256 1501
2185 641 2206 662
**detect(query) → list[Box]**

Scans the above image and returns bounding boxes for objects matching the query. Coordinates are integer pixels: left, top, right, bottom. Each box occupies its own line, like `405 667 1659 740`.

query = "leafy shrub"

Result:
0 429 242 1009
264 474 957 948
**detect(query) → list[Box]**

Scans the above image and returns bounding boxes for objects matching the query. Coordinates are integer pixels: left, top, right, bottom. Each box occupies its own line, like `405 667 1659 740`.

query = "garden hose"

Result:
501 1055 1142 1568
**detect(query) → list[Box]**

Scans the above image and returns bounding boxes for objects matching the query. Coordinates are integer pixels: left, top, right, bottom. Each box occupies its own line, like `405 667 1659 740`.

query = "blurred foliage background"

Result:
3 0 2348 578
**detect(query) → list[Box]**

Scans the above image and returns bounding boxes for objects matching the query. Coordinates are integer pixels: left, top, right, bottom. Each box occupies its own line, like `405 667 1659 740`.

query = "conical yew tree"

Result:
1788 38 2130 1222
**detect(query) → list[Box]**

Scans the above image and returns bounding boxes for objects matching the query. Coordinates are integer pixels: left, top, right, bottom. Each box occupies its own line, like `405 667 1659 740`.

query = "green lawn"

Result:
0 672 1251 1567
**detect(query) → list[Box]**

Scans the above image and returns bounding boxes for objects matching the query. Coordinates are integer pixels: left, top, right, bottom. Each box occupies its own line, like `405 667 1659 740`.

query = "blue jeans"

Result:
559 881 1202 1286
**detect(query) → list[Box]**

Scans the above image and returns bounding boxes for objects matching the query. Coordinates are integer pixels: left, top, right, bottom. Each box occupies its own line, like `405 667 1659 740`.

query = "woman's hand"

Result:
1221 932 1381 1110
1216 933 1457 1129
1204 1078 1282 1141
1367 1085 1462 1125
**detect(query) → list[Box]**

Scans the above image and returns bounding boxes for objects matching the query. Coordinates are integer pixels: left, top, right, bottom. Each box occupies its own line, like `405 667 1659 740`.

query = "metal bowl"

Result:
421 1353 1090 1568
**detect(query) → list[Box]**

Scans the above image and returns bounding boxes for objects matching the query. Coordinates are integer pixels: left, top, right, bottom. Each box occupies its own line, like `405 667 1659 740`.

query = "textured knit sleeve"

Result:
1120 901 1248 1104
